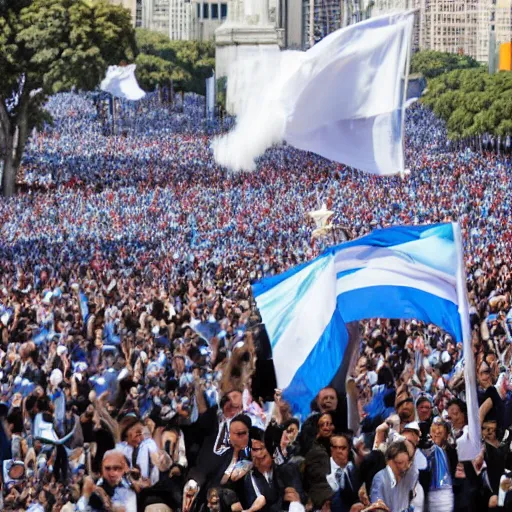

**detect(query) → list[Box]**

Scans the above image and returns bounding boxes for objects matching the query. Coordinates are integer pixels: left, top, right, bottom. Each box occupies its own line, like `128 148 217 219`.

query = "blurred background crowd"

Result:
0 92 511 512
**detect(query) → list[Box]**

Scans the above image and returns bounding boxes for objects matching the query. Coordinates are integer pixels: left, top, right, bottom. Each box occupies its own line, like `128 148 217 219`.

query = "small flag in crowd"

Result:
100 64 146 101
252 223 480 460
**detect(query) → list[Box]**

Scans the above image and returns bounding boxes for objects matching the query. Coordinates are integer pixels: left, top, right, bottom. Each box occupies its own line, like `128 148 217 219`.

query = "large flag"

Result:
213 11 414 175
100 64 146 101
252 223 480 460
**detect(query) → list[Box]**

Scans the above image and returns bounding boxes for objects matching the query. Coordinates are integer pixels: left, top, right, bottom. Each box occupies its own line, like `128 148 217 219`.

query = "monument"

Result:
215 0 281 113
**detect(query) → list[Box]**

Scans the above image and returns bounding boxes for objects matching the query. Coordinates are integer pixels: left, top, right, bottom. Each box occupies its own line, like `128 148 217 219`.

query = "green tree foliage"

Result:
411 50 480 79
216 76 227 110
0 0 136 196
135 29 215 94
422 67 512 140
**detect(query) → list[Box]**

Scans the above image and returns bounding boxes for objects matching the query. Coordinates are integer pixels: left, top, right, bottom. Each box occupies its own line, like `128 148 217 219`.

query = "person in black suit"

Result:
243 427 305 512
185 414 252 511
192 389 245 460
328 434 360 512
304 430 359 512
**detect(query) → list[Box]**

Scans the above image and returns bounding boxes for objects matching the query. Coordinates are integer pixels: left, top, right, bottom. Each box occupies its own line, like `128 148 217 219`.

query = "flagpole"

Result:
452 221 481 461
399 10 415 179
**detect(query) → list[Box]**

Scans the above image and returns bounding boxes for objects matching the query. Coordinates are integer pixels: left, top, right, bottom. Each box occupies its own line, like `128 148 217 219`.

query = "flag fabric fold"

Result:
252 222 480 460
213 10 414 175
100 64 146 101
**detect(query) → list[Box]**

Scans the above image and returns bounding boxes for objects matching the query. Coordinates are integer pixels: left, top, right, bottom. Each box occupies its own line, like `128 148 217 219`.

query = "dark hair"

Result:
416 396 432 408
219 390 242 410
230 414 251 431
377 366 394 387
119 415 143 441
447 398 467 421
331 432 352 449
7 411 24 434
385 440 410 461
283 418 300 430
249 427 265 443
317 412 333 426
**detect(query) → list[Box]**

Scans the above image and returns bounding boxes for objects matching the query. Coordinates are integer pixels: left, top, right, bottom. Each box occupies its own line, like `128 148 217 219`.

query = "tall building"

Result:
371 0 423 50
192 0 229 40
495 0 512 56
421 0 480 57
302 0 343 47
108 0 140 26
142 0 171 33
170 0 194 39
371 0 512 63
139 0 227 40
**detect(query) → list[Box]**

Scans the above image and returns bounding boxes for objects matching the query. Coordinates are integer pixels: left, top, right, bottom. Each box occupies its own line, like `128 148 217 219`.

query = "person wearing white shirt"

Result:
370 440 418 512
115 415 160 485
77 450 137 512
326 434 359 512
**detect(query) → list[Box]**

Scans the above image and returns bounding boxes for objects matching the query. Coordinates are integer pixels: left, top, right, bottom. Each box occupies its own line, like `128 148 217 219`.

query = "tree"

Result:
135 29 215 95
411 50 480 79
422 67 512 140
135 53 174 92
0 0 137 196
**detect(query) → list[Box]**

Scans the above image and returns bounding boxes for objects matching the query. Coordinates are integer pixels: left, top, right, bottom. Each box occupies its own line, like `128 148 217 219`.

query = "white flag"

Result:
100 64 146 101
213 11 414 175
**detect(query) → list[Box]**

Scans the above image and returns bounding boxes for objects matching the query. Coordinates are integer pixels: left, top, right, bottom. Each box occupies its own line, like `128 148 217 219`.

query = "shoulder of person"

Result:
140 437 159 451
372 467 389 484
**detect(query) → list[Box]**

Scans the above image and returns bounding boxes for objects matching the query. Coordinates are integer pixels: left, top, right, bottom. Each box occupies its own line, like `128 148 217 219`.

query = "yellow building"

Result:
499 41 512 70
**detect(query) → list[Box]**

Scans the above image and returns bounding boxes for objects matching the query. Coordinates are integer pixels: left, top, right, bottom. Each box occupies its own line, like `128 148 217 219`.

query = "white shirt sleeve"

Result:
75 496 91 512
177 431 188 468
138 439 159 484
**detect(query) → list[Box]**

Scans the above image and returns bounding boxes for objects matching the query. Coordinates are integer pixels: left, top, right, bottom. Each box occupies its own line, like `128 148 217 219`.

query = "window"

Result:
203 2 209 18
221 2 227 18
211 3 219 18
197 2 200 17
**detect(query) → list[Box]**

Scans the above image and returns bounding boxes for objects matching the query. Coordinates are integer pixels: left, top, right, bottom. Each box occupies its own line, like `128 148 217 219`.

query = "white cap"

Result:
50 369 63 387
56 345 68 356
403 421 421 434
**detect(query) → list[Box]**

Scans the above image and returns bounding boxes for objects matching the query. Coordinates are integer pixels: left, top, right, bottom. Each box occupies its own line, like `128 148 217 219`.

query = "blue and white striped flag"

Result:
253 222 480 459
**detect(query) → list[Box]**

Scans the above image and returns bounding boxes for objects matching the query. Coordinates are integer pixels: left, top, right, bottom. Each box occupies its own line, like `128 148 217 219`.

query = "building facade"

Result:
138 0 228 40
495 0 512 55
371 0 423 50
193 0 229 40
142 0 171 33
108 0 142 26
370 0 512 63
285 0 304 48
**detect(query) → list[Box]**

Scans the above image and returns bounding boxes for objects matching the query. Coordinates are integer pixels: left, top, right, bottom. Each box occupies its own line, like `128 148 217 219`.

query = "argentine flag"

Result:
253 222 480 459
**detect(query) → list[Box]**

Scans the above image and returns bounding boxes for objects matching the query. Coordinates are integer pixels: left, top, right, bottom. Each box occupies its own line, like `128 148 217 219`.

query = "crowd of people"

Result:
0 90 511 512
